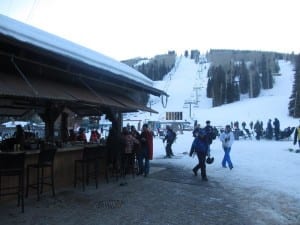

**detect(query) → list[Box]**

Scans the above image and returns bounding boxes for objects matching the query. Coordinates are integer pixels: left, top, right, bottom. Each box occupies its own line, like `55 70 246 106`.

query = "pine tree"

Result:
260 54 269 89
234 82 240 101
239 60 249 94
252 71 261 97
267 68 273 89
248 63 261 98
289 54 300 117
206 66 215 98
226 82 235 103
206 78 213 98
212 65 226 107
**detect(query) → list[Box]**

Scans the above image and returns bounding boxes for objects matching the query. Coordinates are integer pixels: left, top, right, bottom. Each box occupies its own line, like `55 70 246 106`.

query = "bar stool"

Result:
26 148 57 200
74 147 98 191
0 152 25 213
121 152 137 178
106 147 122 182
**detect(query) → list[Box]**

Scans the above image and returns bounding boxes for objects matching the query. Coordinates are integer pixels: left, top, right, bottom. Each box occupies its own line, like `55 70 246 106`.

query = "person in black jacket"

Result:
106 128 122 173
266 119 273 139
293 123 300 149
204 120 216 156
163 126 176 158
273 118 280 140
193 124 201 137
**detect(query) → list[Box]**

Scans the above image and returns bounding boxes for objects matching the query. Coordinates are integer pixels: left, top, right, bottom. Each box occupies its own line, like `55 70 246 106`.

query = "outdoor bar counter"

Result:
28 143 107 186
1 143 108 199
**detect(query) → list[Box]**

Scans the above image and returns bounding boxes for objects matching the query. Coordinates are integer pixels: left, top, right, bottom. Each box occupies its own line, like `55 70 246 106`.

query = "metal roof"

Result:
0 15 167 97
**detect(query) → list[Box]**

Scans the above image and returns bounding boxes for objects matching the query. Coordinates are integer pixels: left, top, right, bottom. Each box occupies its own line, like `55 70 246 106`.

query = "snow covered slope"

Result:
130 56 297 128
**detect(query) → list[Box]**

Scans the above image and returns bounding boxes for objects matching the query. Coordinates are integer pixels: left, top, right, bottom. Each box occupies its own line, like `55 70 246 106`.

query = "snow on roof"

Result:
2 121 28 128
0 15 153 87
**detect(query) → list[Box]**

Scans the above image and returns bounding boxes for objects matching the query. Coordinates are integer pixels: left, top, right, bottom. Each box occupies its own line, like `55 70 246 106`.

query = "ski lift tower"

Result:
184 99 196 118
193 78 202 104
193 85 202 104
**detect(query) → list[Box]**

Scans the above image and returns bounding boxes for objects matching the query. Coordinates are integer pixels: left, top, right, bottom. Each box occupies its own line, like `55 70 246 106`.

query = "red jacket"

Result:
141 130 153 160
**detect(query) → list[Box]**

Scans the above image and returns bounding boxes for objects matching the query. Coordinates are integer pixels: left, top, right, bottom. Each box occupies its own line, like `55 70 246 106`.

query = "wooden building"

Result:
0 15 167 139
0 15 168 194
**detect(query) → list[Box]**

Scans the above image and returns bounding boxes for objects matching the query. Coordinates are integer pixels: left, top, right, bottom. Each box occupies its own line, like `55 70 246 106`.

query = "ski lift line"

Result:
26 0 39 22
161 95 168 108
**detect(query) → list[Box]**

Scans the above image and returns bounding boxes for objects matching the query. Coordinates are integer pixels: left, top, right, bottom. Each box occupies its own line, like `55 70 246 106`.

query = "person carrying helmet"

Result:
189 128 209 181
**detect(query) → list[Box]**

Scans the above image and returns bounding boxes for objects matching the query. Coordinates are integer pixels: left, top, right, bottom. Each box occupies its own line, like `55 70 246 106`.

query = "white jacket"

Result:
219 131 234 148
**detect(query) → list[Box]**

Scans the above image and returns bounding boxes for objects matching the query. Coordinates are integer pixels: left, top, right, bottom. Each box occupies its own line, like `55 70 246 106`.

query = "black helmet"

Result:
206 156 214 164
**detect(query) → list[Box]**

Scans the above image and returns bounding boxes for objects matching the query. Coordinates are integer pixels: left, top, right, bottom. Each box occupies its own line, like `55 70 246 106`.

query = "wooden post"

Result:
39 103 62 142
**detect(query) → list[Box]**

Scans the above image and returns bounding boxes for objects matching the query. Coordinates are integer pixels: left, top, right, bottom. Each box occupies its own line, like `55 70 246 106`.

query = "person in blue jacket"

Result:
189 128 209 181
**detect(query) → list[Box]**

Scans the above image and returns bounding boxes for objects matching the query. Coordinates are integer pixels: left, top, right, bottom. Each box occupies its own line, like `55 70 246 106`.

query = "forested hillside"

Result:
123 49 300 118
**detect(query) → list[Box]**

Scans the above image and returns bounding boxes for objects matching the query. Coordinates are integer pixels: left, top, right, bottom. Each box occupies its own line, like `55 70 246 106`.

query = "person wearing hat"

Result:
219 125 234 170
189 128 209 181
163 125 176 158
204 120 216 156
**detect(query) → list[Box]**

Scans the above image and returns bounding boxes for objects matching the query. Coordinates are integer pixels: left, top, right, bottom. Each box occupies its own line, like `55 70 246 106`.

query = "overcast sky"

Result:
0 0 299 60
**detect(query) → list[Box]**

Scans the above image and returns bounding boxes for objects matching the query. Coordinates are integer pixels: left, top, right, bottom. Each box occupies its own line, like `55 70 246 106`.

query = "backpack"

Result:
211 129 217 140
206 126 216 140
171 130 177 142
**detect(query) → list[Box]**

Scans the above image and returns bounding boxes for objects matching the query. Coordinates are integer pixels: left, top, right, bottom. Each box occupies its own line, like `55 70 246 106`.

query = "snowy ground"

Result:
152 131 300 201
127 57 300 201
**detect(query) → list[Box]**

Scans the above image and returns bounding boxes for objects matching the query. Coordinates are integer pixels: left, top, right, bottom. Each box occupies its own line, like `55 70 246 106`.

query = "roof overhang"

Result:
0 15 166 117
0 15 167 97
0 71 157 117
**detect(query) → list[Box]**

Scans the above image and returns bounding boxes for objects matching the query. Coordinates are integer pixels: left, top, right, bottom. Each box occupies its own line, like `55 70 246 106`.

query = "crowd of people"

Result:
108 120 236 182
7 118 299 183
186 118 300 182
226 118 296 141
106 124 153 178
